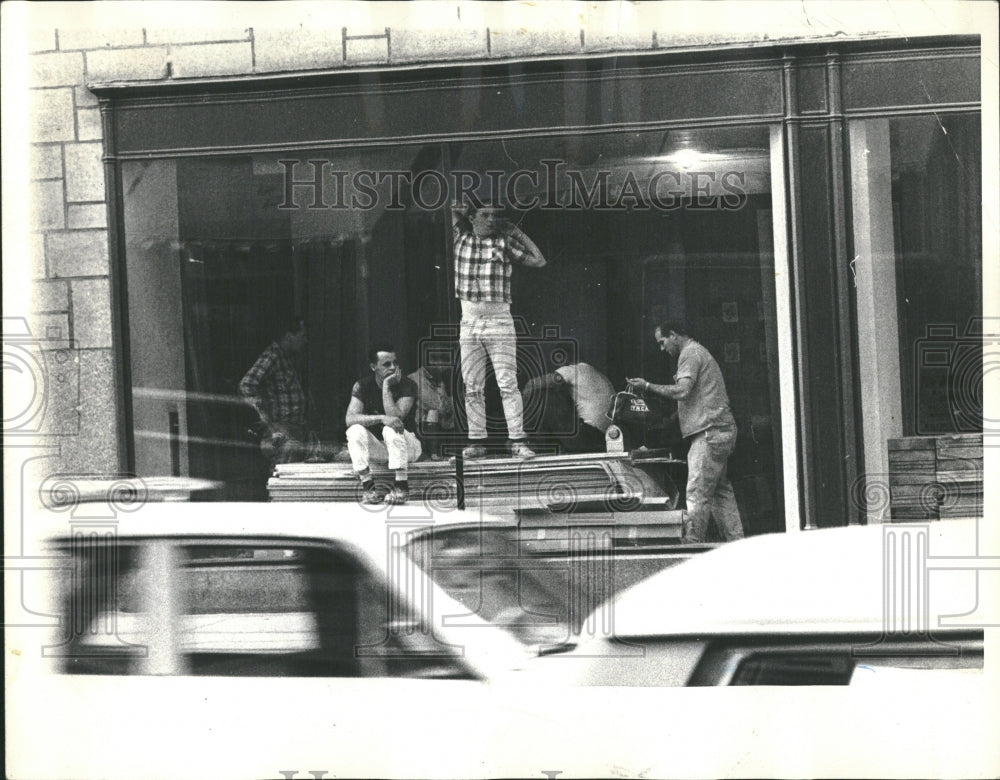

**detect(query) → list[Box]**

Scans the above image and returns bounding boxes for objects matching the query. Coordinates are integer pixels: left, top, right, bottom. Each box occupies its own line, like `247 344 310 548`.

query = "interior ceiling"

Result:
454 126 771 171
244 124 775 230
452 128 773 200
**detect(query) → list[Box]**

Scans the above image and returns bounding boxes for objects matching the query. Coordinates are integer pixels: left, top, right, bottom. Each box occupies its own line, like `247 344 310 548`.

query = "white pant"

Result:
346 424 422 472
460 312 526 440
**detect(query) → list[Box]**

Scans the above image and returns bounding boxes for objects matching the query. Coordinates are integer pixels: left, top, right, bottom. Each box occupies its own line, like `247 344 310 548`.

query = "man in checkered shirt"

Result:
240 317 309 465
452 201 547 459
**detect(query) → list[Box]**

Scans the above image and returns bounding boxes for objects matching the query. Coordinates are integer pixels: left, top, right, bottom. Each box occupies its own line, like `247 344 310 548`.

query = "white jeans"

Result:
459 311 526 440
346 424 422 473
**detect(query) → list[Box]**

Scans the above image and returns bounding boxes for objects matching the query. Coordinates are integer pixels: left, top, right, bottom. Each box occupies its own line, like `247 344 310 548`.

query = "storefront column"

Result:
768 120 802 535
101 99 132 473
781 54 814 531
782 51 863 530
849 119 904 524
826 51 863 526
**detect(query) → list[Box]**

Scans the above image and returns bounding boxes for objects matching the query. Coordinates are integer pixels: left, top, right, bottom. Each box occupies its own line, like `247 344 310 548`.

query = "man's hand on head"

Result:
385 366 402 387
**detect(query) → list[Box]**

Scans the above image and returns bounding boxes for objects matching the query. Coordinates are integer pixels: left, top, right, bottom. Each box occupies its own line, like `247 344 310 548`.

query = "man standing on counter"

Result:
628 321 744 542
452 200 547 460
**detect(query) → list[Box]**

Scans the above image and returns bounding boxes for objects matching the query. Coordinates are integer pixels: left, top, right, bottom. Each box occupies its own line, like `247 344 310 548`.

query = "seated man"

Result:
345 344 422 505
522 362 615 453
407 364 456 458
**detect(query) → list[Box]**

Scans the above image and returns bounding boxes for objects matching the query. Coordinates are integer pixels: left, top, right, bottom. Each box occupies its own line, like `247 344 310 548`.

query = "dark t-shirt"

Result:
351 374 418 433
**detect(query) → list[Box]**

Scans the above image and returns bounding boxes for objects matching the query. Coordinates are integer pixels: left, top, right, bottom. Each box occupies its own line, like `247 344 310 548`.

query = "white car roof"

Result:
38 500 510 547
599 518 986 637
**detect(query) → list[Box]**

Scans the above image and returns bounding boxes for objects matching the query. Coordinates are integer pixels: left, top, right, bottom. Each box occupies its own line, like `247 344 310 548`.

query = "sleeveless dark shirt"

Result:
351 374 418 433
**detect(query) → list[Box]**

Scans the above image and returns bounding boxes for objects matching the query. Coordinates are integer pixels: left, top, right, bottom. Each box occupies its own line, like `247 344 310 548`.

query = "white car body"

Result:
542 518 990 686
6 503 998 779
7 502 558 780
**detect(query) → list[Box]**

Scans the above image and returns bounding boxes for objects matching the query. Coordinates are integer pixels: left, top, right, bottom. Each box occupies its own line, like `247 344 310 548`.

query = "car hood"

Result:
595 519 988 637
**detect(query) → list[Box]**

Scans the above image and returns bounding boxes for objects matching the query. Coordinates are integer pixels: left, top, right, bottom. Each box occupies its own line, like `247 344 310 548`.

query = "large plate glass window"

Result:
121 126 791 535
848 113 982 521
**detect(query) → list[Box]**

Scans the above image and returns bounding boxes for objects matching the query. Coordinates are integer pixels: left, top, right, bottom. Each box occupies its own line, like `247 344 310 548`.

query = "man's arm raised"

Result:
507 225 547 268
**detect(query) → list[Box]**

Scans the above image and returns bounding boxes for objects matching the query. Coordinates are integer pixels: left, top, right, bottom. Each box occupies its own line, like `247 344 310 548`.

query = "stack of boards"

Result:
887 434 983 521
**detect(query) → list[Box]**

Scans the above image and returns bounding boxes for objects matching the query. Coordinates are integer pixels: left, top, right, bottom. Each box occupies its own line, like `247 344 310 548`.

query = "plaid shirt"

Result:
239 341 306 425
453 223 531 303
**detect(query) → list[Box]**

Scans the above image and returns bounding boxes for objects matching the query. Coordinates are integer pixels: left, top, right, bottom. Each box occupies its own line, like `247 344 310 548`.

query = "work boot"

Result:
508 440 536 460
462 443 488 459
360 485 383 505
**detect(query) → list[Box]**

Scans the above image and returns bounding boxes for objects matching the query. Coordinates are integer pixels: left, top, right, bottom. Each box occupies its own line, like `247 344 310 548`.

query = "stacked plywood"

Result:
266 452 665 512
888 437 939 520
267 460 458 504
888 434 983 521
935 434 984 519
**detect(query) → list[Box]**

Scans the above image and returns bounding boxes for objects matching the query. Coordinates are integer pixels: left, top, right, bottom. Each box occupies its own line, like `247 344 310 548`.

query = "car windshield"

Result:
402 523 616 650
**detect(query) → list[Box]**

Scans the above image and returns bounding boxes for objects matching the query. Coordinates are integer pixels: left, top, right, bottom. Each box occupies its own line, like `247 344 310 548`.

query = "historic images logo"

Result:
417 318 581 442
277 160 749 212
